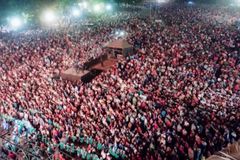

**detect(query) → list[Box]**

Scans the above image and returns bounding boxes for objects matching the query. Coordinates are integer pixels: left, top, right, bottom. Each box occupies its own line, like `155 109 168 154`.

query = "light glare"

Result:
93 4 102 13
115 30 126 37
72 8 80 17
10 17 23 29
82 1 88 9
119 31 125 36
106 4 112 11
157 0 168 3
41 10 57 25
188 1 194 5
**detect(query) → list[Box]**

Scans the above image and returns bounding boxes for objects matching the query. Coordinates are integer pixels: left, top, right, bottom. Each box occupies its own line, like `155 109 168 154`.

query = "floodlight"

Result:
41 10 57 25
72 8 81 17
82 1 88 9
93 4 102 13
188 1 194 5
106 4 112 11
157 0 169 3
9 17 23 29
115 30 126 37
119 31 125 36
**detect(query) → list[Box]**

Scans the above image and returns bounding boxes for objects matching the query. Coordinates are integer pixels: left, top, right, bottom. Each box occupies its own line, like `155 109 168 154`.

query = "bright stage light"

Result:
72 8 81 17
115 30 126 37
188 1 194 5
119 31 125 36
41 10 57 25
106 4 112 11
9 17 23 29
93 4 102 13
79 1 88 9
157 0 169 3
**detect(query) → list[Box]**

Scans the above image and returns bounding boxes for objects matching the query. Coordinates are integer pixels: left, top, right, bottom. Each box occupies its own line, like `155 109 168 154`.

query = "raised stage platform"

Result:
60 68 89 81
60 58 119 82
92 58 118 71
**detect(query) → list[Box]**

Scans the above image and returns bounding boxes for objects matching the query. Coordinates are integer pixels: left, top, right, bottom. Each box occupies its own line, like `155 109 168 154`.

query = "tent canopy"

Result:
104 39 133 49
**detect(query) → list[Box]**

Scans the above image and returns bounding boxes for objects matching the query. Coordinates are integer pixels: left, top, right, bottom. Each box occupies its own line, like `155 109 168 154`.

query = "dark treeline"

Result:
0 0 144 23
0 0 234 23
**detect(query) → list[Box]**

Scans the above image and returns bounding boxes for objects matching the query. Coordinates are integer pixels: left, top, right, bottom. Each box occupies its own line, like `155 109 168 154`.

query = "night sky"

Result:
0 0 234 20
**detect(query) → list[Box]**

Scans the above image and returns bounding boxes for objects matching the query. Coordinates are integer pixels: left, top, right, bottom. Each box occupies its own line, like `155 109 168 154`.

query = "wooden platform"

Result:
60 68 89 81
60 56 121 82
92 58 118 71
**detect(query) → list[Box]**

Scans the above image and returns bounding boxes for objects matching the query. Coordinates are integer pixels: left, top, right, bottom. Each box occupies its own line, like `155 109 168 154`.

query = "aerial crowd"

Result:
0 4 239 160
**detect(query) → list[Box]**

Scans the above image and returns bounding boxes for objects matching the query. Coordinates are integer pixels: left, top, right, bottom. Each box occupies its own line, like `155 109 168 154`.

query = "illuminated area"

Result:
41 10 57 25
93 3 103 13
72 8 81 17
233 0 240 6
9 17 23 29
119 31 125 36
156 0 169 3
79 1 88 9
77 2 113 15
106 4 113 11
188 1 194 5
115 30 127 38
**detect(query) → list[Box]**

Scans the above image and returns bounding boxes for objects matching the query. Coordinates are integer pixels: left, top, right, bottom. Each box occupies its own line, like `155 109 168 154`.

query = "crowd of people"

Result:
0 3 239 160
